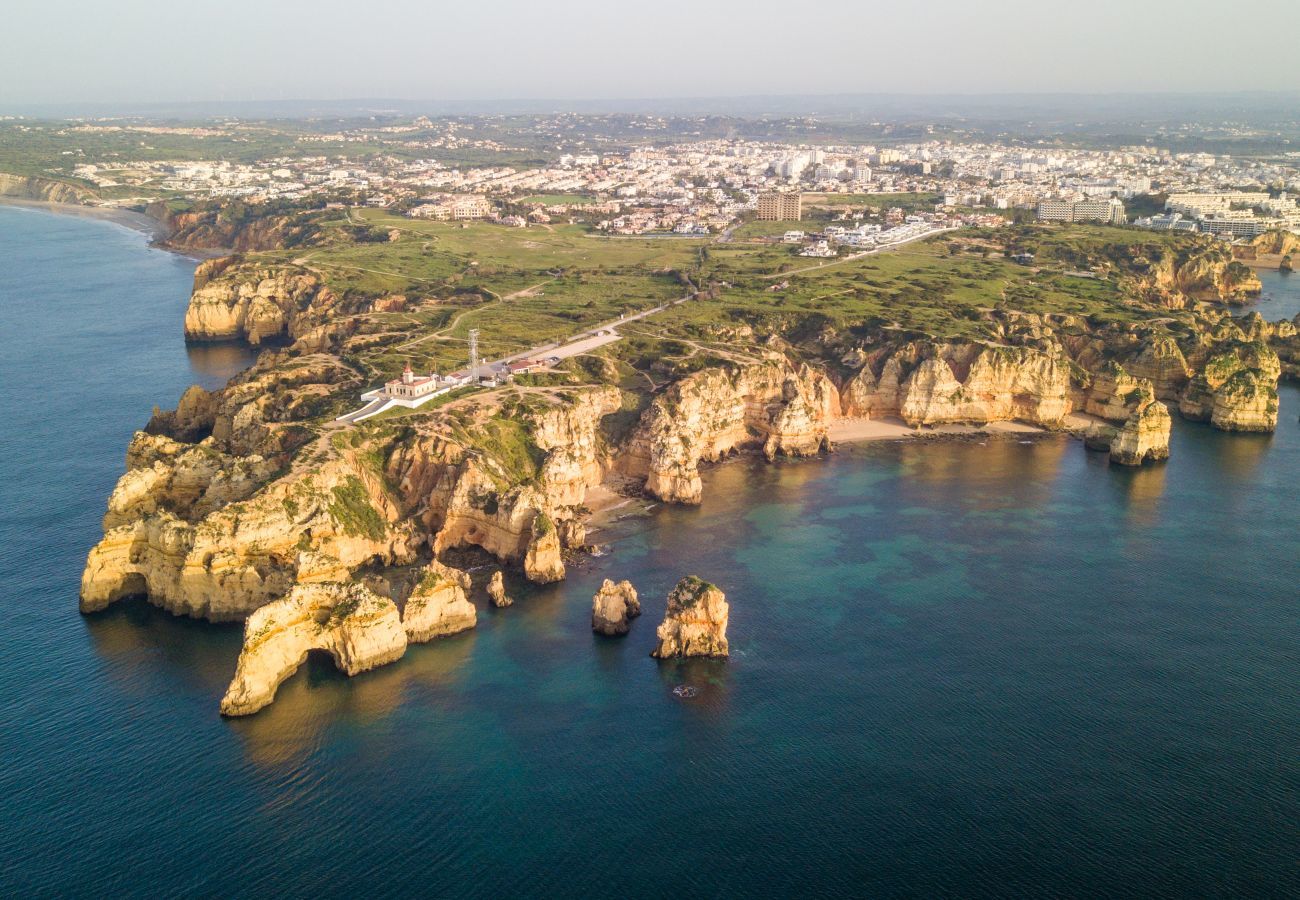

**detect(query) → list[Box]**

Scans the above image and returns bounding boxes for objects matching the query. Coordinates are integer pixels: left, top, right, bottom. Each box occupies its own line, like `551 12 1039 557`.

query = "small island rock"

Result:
591 579 641 635
651 576 729 659
487 570 513 608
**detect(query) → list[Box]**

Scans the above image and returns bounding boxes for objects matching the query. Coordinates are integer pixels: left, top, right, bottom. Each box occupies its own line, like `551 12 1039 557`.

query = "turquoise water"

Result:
1255 267 1300 322
0 204 1297 897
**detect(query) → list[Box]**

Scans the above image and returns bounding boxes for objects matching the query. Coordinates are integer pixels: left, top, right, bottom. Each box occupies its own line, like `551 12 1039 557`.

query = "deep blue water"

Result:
0 204 1297 898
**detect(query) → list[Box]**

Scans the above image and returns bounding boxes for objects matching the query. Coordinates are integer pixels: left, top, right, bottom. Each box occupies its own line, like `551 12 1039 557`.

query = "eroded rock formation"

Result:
591 579 640 636
219 582 407 716
487 570 513 608
403 561 476 642
621 360 837 504
841 342 1076 427
651 576 730 659
1179 341 1281 432
184 263 337 344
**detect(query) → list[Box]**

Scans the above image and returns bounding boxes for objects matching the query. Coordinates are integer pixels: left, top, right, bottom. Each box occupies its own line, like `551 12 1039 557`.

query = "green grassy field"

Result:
248 213 1199 392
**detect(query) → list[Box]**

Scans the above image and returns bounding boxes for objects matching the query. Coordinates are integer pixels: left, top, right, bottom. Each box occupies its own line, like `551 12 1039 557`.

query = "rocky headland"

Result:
77 218 1300 714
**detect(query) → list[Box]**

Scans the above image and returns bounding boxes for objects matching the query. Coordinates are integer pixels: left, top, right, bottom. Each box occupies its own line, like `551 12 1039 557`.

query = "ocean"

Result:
0 204 1296 898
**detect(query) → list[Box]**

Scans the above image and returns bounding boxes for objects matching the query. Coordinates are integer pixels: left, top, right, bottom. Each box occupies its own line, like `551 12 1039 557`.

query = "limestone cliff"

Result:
389 386 622 581
622 360 837 504
1251 230 1300 257
1126 244 1262 307
1179 341 1282 432
219 582 407 716
841 342 1077 427
0 173 96 204
1123 336 1191 401
184 262 337 344
651 576 730 659
148 202 318 253
487 570 513 608
1086 383 1171 466
403 561 476 642
81 451 419 621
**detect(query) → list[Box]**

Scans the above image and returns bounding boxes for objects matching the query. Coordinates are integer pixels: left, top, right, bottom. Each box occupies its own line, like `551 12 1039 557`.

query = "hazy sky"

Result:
3 0 1298 106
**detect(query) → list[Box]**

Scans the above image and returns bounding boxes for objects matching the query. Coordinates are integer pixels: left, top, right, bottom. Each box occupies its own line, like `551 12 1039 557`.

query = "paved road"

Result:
494 293 692 365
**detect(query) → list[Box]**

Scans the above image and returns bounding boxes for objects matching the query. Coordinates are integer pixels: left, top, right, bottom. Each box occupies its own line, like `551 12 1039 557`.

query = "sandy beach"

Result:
0 196 172 239
827 414 1093 444
1243 253 1292 271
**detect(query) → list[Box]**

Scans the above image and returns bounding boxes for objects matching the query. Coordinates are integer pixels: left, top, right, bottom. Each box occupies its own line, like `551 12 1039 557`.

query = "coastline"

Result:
0 196 222 261
585 414 1102 534
1243 253 1292 272
0 196 166 238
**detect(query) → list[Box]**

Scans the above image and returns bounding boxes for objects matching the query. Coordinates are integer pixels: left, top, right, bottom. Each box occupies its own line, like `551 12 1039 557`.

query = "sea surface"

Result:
0 204 1297 898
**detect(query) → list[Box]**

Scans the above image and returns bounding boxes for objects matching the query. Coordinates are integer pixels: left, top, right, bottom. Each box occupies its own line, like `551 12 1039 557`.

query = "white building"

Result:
384 362 445 399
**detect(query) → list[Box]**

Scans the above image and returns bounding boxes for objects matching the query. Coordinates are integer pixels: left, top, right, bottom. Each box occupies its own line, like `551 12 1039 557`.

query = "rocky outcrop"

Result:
591 579 640 636
841 342 1076 427
149 203 318 253
1128 243 1262 307
624 361 837 504
184 263 336 344
1103 391 1171 466
1210 371 1279 432
523 513 565 582
651 576 730 659
81 453 418 621
1179 341 1281 432
487 570 513 608
1084 361 1148 422
391 387 621 582
100 432 277 530
1124 336 1191 401
1251 230 1300 257
219 582 407 716
403 561 476 642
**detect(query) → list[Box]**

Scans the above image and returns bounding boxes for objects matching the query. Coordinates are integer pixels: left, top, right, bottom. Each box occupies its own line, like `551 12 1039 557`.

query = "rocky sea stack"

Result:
591 579 641 635
487 570 514 608
651 576 730 659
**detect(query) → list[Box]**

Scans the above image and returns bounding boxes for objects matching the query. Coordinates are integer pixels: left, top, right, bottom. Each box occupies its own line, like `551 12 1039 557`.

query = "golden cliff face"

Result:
1129 246 1263 308
0 173 95 204
402 561 476 643
1085 380 1172 467
184 263 336 344
842 342 1077 428
81 453 420 622
389 386 621 582
624 360 837 504
651 576 729 659
219 582 408 716
1178 341 1282 432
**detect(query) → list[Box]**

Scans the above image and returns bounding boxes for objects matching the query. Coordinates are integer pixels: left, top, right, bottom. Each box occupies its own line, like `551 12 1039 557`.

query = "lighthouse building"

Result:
384 362 442 399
